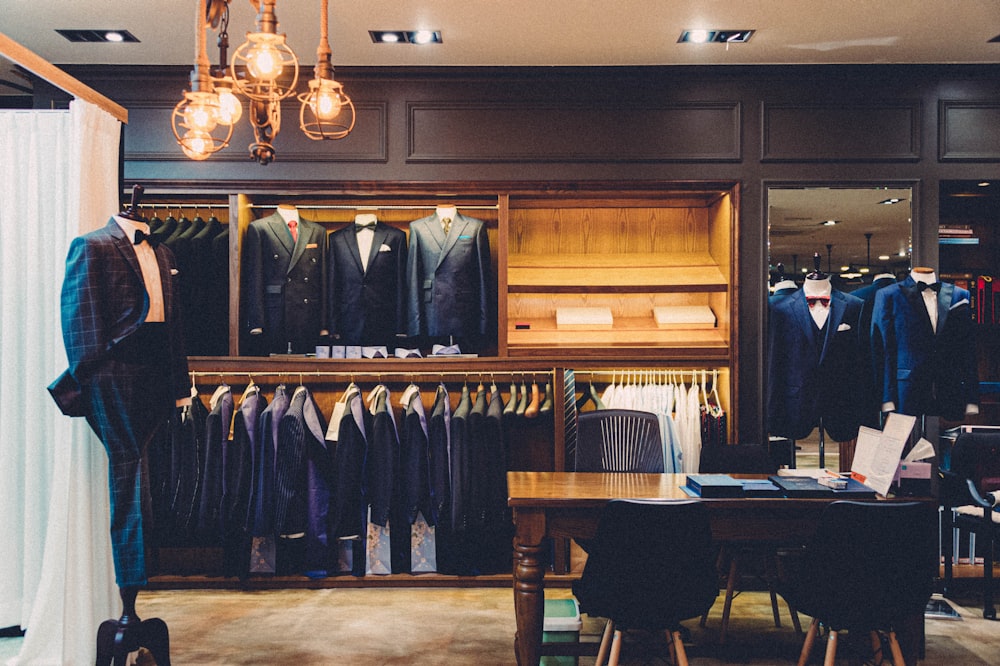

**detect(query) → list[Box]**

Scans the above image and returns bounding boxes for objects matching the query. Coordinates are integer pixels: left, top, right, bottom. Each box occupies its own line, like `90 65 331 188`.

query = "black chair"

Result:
697 444 801 641
779 500 937 666
941 429 1000 620
574 409 664 473
572 499 718 666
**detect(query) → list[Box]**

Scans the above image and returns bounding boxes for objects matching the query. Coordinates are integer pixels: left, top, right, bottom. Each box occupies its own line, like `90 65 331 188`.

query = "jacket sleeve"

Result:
60 236 107 385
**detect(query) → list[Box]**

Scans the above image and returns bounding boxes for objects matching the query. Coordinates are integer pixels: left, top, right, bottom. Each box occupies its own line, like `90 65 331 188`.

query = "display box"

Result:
555 307 614 330
542 598 582 666
652 305 717 329
894 461 933 496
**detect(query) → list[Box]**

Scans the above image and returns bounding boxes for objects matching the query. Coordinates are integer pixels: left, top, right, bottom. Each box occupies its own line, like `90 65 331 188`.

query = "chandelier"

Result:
172 0 356 165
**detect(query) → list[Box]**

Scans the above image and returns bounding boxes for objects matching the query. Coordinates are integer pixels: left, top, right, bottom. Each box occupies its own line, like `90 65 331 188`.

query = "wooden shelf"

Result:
507 317 729 349
508 253 728 292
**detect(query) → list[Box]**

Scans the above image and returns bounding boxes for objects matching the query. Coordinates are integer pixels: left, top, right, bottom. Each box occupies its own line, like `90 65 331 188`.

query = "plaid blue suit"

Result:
55 217 189 587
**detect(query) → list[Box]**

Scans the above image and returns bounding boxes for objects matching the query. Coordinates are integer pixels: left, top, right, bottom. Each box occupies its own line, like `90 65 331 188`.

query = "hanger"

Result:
524 380 541 418
539 381 553 413
504 381 518 414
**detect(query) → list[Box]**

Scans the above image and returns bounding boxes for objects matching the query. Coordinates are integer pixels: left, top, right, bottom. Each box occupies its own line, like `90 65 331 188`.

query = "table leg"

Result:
513 532 546 666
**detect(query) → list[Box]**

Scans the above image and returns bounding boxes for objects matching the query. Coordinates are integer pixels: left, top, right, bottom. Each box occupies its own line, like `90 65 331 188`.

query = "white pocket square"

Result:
837 323 851 332
378 244 392 252
170 268 179 275
950 298 969 310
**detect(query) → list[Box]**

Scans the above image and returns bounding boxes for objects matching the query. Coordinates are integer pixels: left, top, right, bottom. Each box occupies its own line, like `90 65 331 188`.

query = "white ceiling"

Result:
3 0 1000 69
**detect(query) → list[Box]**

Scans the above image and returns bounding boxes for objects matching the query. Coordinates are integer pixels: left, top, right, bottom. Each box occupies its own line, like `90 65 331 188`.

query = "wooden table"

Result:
507 471 923 666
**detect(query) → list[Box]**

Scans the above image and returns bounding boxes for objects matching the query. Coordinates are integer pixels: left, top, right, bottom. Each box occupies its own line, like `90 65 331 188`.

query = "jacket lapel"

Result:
366 226 389 273
936 281 955 334
819 292 846 363
436 214 466 270
902 279 935 337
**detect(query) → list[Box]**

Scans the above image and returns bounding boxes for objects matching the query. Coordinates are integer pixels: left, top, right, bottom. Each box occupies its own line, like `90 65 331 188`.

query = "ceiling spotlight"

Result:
978 181 991 187
878 254 891 261
56 29 140 43
679 29 753 44
878 198 904 205
821 220 839 226
370 30 443 44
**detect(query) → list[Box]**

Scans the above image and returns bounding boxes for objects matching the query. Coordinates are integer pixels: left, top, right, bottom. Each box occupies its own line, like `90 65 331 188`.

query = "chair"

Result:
697 444 800 642
779 500 937 666
572 499 718 666
574 409 664 473
940 429 1000 620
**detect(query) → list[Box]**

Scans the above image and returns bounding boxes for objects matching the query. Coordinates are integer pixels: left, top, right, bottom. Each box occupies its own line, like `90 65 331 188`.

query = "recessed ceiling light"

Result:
978 181 991 187
678 29 754 44
370 30 442 45
878 198 904 205
821 220 839 226
56 29 139 44
878 254 891 261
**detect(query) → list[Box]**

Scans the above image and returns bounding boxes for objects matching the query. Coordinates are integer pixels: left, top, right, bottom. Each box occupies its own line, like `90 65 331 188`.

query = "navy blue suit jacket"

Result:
767 288 866 442
871 277 978 420
327 222 407 345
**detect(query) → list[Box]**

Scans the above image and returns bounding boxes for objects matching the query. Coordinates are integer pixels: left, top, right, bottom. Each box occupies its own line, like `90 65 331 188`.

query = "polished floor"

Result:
2 586 998 665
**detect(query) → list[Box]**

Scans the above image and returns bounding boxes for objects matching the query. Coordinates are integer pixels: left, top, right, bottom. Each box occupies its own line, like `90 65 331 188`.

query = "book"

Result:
831 477 878 498
740 479 785 497
685 474 745 498
768 475 835 498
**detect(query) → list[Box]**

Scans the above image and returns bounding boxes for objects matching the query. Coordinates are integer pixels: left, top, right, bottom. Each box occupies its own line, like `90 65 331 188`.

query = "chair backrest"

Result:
572 499 719 631
793 500 937 631
574 409 664 473
699 443 778 474
948 430 1000 496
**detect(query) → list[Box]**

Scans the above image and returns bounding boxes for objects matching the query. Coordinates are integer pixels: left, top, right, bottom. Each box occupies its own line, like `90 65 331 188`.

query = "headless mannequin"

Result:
773 278 797 292
436 205 457 233
802 274 832 328
882 267 979 416
277 204 299 234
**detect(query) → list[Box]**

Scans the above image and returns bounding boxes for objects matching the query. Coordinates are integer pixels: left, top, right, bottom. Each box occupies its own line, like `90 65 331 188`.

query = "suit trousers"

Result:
84 324 172 588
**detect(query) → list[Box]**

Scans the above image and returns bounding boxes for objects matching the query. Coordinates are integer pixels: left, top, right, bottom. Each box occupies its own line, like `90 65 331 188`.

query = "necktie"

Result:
133 230 159 248
355 221 377 231
442 217 452 235
917 281 941 293
288 219 298 242
806 296 830 308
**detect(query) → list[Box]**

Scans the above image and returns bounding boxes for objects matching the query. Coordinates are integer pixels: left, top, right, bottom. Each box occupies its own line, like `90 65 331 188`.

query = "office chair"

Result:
941 429 1000 620
574 409 664 473
697 444 801 642
779 500 937 666
572 499 718 666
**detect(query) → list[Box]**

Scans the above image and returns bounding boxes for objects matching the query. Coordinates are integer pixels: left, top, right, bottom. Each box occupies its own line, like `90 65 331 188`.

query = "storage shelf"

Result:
508 253 727 292
507 317 729 349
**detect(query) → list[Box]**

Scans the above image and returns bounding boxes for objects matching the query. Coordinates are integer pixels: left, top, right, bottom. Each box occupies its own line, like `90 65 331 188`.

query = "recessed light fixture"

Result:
878 197 904 205
978 181 991 187
370 30 442 45
678 29 754 44
56 29 139 44
878 254 891 261
821 220 839 226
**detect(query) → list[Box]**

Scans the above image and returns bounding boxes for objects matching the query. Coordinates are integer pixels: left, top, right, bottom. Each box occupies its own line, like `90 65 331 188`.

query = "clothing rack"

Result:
246 203 500 211
189 368 556 385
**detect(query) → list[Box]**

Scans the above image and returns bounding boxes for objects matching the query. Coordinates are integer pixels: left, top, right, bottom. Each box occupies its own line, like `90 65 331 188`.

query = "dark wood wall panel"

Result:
123 101 388 163
761 102 921 162
939 101 1000 161
407 102 741 162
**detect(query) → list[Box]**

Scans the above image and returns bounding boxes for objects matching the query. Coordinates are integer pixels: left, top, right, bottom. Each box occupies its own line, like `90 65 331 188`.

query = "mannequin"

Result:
871 267 980 420
802 272 833 329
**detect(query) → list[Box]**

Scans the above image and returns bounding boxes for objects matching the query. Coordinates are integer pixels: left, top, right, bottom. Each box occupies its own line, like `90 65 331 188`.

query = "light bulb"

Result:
216 87 243 125
180 129 212 161
309 80 343 121
247 40 283 79
183 95 218 133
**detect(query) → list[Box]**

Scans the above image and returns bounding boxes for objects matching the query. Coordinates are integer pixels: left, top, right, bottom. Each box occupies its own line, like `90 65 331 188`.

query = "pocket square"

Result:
170 268 179 275
837 323 852 332
378 244 392 252
950 298 970 310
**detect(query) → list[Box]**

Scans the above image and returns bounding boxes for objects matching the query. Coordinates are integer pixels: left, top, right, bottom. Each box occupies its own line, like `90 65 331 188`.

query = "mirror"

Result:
768 186 912 290
765 185 913 470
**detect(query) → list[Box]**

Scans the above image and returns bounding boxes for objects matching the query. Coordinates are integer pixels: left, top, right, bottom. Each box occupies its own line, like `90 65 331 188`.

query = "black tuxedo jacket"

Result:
328 222 408 345
767 288 866 442
405 213 491 341
871 277 978 420
241 213 328 354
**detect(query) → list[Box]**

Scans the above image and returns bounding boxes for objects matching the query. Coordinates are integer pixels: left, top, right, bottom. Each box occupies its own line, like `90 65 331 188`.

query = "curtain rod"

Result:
247 204 499 211
189 369 555 382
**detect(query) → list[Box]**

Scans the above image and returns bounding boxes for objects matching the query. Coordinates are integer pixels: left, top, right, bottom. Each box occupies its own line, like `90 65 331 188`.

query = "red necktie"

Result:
806 296 830 308
288 220 298 242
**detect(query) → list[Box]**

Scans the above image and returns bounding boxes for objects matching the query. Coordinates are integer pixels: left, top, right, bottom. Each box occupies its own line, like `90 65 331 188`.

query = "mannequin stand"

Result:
96 586 170 666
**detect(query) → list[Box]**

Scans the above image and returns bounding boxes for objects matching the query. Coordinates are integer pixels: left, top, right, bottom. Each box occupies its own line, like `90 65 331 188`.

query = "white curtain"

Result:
0 100 121 665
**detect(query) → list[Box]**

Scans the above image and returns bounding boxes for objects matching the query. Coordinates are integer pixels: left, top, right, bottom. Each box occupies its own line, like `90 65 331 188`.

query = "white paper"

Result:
904 437 936 462
850 416 911 496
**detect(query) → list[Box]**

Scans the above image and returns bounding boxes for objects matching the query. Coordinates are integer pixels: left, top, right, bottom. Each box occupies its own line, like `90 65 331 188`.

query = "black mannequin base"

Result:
95 586 170 666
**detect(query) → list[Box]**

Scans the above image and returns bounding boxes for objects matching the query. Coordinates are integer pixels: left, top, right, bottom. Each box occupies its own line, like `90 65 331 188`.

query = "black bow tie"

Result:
916 281 941 293
133 230 159 248
355 221 377 231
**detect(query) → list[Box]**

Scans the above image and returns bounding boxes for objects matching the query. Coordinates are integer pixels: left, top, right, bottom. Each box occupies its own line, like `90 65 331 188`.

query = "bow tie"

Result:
355 221 377 231
916 281 941 293
806 296 831 308
133 230 159 248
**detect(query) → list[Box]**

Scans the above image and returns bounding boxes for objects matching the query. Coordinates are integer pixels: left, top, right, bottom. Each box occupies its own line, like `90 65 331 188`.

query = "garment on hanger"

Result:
222 382 265 578
196 383 233 546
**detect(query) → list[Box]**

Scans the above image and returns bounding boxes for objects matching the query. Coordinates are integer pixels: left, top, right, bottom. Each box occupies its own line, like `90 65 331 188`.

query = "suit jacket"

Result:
871 277 979 420
241 213 328 354
329 386 368 538
52 217 189 416
223 385 265 577
400 387 432 525
328 222 408 345
197 385 233 546
405 212 491 341
850 275 897 427
250 383 290 536
767 288 866 442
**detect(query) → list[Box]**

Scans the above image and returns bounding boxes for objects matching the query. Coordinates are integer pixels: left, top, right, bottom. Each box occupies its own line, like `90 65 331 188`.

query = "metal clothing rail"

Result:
189 368 556 384
246 204 500 211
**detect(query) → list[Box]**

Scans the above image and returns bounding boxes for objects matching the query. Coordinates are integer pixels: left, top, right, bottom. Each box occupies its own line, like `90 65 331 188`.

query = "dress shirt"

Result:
355 213 377 271
115 215 164 322
802 276 832 329
912 270 938 332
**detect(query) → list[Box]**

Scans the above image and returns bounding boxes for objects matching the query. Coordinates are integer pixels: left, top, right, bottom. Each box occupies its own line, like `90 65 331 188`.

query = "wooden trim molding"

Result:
0 33 128 123
938 100 1000 161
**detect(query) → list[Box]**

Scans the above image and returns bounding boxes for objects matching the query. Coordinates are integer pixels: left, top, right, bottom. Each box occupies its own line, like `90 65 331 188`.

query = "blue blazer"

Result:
405 213 491 341
871 277 979 420
767 288 866 442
